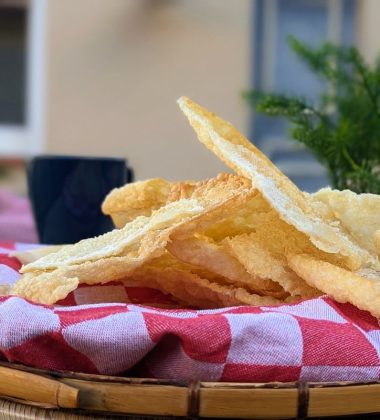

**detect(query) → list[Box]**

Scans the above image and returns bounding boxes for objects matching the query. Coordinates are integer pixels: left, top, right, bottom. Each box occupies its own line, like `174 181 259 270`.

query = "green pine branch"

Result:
244 36 380 194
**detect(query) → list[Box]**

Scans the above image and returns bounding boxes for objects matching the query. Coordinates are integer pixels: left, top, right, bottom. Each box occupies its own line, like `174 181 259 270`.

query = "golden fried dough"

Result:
11 96 380 314
102 178 200 227
167 235 286 297
10 245 65 265
127 267 284 309
178 96 378 271
311 187 380 255
224 234 320 298
14 175 257 304
288 253 380 318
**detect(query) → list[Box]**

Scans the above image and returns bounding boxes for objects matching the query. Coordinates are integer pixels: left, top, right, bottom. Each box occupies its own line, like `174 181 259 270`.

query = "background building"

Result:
0 0 379 192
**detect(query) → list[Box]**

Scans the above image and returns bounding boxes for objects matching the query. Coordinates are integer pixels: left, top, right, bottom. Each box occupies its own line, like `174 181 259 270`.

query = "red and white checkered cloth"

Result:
0 190 38 243
1 242 380 382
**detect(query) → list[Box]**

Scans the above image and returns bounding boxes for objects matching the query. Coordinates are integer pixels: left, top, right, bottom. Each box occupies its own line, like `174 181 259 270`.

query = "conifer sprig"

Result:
244 36 380 193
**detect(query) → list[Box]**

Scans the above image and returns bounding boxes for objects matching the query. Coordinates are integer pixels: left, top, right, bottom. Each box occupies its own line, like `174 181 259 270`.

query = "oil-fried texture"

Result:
167 235 286 297
203 190 323 256
374 230 380 257
126 267 284 309
202 191 274 241
165 175 256 240
224 234 321 298
178 96 378 271
14 175 257 304
288 253 380 319
102 178 198 228
12 245 172 305
311 187 380 255
10 245 65 265
144 252 229 284
29 190 252 280
107 213 136 230
102 178 172 215
102 173 243 228
166 180 197 202
13 200 204 304
184 173 250 202
21 199 204 272
12 273 79 305
204 192 338 297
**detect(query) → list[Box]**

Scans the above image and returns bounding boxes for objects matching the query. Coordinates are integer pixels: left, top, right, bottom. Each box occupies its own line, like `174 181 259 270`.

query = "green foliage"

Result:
244 36 380 193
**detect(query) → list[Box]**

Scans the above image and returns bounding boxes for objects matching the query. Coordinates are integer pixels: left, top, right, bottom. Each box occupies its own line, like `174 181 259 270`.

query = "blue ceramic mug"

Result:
27 156 133 244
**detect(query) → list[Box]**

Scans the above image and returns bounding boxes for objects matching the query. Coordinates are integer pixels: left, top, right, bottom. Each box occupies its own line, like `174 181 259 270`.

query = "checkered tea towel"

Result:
1 242 380 383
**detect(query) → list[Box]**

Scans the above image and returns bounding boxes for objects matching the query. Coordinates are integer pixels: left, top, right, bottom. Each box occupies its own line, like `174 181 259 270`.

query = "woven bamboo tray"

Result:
1 361 380 419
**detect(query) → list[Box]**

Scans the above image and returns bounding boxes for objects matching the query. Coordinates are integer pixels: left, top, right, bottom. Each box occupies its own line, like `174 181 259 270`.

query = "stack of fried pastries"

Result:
11 97 380 318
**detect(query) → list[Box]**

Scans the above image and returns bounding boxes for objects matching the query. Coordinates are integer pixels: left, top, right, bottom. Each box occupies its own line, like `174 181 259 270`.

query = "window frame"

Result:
251 0 356 141
0 0 47 157
249 0 356 192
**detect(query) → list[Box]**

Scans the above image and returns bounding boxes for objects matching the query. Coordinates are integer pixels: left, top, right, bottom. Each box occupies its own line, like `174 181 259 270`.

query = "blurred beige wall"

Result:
45 0 252 181
357 0 380 63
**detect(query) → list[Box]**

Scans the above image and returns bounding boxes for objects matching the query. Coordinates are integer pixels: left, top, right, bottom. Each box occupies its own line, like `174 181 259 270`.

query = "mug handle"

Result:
126 166 134 183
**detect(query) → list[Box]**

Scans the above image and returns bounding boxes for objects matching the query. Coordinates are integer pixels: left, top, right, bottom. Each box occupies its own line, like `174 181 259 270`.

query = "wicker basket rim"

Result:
1 360 378 389
3 360 380 418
